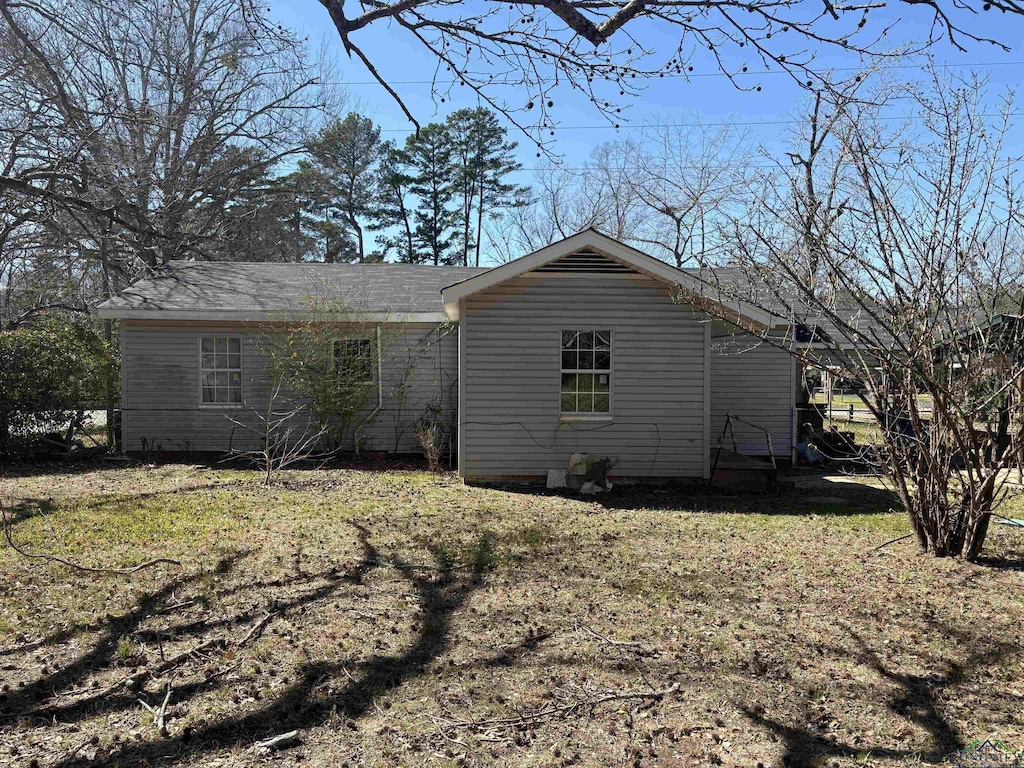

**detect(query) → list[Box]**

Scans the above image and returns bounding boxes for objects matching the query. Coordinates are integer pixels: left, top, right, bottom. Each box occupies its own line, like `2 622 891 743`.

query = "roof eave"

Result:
99 308 449 323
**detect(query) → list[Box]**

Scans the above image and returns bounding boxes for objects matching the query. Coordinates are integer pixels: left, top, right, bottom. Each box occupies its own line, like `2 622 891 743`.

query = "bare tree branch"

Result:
2 505 181 573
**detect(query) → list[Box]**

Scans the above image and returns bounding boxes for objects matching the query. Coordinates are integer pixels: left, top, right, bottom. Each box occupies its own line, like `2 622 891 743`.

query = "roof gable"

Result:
440 229 779 330
533 247 638 274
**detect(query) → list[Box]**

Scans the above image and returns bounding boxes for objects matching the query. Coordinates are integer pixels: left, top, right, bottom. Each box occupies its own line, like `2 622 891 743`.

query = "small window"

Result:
560 330 611 415
199 336 242 405
333 338 374 383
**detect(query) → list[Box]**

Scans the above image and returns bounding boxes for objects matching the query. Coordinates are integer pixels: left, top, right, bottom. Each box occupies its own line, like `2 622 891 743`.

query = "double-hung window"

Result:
560 330 611 416
333 338 375 383
199 336 242 405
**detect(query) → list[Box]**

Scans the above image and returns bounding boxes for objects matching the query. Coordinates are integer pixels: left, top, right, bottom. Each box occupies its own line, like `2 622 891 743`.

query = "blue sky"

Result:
269 1 1024 160
268 0 1024 234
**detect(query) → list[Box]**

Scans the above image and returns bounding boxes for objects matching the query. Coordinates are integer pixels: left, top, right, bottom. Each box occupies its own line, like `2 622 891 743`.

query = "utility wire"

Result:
317 59 1024 87
278 109 1024 135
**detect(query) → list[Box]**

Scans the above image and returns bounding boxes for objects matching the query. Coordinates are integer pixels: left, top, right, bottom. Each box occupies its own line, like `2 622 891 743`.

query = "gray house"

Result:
98 229 797 482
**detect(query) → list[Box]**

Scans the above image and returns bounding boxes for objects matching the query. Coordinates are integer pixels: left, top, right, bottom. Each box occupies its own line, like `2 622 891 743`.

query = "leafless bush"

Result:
416 422 443 475
224 383 331 485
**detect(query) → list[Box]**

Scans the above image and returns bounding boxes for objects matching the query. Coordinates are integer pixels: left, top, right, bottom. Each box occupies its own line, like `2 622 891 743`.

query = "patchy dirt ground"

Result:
0 463 1021 768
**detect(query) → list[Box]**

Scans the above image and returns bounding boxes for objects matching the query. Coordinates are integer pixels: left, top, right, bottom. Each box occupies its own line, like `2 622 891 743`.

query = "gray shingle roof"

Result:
98 261 490 318
684 266 886 347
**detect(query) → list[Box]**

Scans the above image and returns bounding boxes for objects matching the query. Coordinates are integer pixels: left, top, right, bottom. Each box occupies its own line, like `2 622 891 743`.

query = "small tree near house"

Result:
223 381 331 484
260 304 387 456
255 289 452 460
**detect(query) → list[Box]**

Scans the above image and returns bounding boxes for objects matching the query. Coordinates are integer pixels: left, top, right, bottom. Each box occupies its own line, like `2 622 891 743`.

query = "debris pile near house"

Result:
797 424 868 467
37 433 108 462
547 453 617 494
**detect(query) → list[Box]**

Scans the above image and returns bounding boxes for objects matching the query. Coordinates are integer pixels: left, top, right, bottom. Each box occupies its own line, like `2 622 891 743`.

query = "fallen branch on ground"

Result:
256 730 302 751
445 683 680 730
62 737 94 761
237 612 277 647
366 557 470 572
575 622 655 655
138 682 173 735
868 533 916 553
2 505 180 574
98 638 221 698
152 599 199 616
91 611 275 700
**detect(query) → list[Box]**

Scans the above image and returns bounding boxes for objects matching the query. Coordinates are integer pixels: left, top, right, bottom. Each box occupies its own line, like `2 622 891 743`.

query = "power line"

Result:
259 164 781 177
270 110 1024 137
317 59 1024 87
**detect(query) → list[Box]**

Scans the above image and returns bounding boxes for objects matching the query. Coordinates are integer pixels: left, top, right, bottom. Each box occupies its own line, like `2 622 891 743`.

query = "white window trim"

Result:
561 413 614 422
559 328 613 421
197 335 244 409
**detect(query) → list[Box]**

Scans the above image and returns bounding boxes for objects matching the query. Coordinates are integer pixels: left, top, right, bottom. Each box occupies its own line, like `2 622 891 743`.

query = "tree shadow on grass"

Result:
971 553 1024 572
741 622 1019 767
0 462 123 481
0 497 56 527
42 523 494 767
493 477 899 517
741 706 914 768
5 540 378 729
0 551 250 722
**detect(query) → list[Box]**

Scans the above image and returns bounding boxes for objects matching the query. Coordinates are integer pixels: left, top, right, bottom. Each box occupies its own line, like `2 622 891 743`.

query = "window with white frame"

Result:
560 330 611 415
199 336 242 405
333 338 375 383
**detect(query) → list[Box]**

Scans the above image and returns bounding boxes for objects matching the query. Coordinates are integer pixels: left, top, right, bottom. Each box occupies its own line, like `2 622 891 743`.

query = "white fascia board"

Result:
97 308 448 323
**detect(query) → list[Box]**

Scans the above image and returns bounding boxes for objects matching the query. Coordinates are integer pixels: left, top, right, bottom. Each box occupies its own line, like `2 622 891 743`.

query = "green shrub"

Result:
0 319 116 454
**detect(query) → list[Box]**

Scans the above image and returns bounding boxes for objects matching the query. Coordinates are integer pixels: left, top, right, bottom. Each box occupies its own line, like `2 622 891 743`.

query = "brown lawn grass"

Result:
0 463 1021 768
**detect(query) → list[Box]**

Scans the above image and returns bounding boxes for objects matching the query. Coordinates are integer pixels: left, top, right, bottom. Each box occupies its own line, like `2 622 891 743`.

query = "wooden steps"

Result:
711 451 777 491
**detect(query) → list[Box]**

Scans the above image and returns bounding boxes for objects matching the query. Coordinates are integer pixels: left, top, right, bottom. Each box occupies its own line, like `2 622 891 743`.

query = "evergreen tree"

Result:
304 113 382 262
291 160 358 263
405 122 459 265
446 108 528 266
217 170 317 263
370 141 418 263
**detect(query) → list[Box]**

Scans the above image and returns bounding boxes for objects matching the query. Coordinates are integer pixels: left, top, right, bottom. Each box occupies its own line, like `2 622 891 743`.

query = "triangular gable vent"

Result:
533 247 637 274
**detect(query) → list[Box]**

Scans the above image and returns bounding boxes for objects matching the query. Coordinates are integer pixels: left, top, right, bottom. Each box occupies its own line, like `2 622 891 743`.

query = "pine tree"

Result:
447 109 483 267
370 141 418 263
218 169 316 262
405 122 459 265
290 160 357 263
445 108 528 266
304 113 382 262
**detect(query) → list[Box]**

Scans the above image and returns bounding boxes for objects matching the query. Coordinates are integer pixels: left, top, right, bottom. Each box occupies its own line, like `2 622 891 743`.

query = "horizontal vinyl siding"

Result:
122 328 266 453
121 323 456 454
363 325 458 454
462 273 705 478
710 336 794 457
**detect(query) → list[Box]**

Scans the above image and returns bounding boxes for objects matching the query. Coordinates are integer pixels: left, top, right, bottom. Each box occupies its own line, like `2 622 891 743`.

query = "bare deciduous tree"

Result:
0 0 334 279
224 382 331 485
493 124 750 267
491 141 645 261
629 120 752 268
707 69 1024 561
